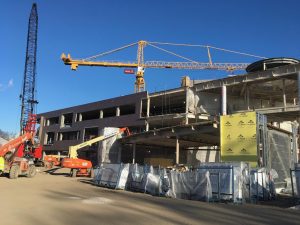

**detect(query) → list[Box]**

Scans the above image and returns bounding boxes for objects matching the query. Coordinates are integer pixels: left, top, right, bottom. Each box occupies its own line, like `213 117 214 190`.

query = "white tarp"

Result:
93 163 130 189
250 168 277 201
197 162 250 203
166 170 212 202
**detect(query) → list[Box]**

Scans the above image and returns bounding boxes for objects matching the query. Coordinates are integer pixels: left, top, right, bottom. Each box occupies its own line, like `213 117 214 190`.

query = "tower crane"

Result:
61 40 265 92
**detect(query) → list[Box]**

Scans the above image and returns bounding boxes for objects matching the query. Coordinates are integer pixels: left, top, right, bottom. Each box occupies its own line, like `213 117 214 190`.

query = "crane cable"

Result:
82 42 138 61
80 40 267 63
147 43 198 63
148 41 267 59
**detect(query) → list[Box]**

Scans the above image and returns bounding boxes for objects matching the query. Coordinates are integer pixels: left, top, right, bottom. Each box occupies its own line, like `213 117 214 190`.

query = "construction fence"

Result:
93 162 277 203
290 164 300 198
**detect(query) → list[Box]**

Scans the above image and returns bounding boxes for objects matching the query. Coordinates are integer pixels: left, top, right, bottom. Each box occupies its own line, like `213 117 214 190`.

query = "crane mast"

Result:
20 3 39 134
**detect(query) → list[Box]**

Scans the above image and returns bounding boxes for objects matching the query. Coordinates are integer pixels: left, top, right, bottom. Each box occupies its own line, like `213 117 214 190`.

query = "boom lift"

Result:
61 40 265 92
62 128 130 177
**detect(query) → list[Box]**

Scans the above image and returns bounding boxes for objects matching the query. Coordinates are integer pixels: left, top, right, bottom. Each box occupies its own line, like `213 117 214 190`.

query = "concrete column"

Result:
99 110 103 119
146 97 150 131
38 116 45 141
146 97 150 117
175 138 180 164
54 132 59 142
44 133 48 145
246 86 250 110
59 115 64 128
116 107 120 117
78 113 82 122
185 88 189 125
72 113 77 124
132 143 136 164
222 86 227 115
282 79 287 110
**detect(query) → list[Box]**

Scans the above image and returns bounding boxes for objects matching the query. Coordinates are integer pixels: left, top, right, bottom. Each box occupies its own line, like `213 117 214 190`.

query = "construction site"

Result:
1 2 300 225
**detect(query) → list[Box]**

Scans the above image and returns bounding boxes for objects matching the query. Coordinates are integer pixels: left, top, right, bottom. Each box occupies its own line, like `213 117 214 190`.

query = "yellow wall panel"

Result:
221 112 257 167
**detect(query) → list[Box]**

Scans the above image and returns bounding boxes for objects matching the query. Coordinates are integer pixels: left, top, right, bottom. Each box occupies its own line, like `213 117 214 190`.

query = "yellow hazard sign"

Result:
220 111 258 167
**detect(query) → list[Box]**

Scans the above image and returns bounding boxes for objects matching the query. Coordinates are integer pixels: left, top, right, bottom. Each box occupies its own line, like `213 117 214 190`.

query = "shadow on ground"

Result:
43 167 70 177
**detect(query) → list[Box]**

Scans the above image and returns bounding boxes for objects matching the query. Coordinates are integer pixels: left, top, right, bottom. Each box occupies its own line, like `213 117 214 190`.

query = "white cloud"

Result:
8 79 13 87
0 78 14 91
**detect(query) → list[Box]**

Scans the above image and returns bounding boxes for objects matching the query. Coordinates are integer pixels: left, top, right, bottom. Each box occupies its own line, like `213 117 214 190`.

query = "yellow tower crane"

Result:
61 40 266 92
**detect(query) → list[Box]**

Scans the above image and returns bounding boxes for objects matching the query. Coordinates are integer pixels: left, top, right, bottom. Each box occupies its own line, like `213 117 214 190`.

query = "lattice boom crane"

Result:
20 3 39 134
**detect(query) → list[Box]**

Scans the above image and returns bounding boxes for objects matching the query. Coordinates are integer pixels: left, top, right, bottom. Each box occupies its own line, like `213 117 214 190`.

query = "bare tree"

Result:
0 129 16 140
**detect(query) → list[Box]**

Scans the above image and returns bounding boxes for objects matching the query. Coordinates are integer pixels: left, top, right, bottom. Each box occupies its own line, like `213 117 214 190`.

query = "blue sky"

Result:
0 0 300 133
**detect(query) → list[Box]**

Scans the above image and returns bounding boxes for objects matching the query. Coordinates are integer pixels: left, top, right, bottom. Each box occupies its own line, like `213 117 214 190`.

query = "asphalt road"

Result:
0 168 300 225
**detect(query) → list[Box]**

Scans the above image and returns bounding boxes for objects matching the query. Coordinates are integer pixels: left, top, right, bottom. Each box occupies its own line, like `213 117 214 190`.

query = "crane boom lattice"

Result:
61 40 265 93
20 3 38 134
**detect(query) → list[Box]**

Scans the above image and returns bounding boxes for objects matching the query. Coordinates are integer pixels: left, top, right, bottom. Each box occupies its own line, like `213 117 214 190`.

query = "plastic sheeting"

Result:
293 164 300 197
93 163 129 189
197 162 250 203
250 168 276 201
126 164 146 192
93 162 274 203
268 129 291 186
166 170 212 202
126 164 162 196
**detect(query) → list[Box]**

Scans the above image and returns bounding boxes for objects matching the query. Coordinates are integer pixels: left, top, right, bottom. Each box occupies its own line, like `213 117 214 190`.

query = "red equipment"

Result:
61 158 93 177
43 155 61 168
0 115 40 178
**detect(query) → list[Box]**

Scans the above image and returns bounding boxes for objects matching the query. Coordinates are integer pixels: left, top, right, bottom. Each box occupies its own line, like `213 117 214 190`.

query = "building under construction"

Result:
38 59 299 175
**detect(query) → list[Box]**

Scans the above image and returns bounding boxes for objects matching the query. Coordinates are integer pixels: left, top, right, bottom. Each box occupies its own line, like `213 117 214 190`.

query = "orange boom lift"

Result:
61 128 130 177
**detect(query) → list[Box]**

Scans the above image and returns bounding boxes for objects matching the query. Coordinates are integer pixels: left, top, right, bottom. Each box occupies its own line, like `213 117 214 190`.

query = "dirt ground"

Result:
0 168 300 225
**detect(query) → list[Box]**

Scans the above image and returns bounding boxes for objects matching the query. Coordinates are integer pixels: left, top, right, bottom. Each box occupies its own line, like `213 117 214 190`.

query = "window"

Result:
149 93 186 116
83 128 99 150
45 132 55 145
59 131 80 141
84 127 98 141
81 110 100 121
62 113 73 127
47 117 59 126
120 104 135 116
103 107 116 118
